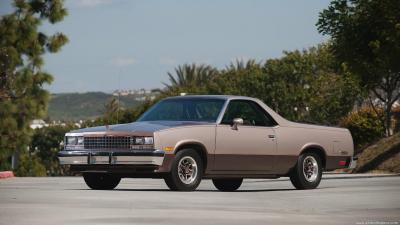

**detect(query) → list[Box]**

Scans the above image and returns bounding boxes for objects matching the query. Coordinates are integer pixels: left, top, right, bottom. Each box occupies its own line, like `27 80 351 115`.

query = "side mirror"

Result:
231 118 244 130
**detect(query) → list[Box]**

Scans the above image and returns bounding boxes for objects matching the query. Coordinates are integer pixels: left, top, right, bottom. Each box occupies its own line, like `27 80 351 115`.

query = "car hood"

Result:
68 121 214 136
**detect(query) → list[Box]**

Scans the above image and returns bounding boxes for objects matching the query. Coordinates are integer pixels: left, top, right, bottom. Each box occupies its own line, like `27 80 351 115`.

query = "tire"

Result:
83 173 121 190
290 152 322 190
212 178 243 192
164 149 203 191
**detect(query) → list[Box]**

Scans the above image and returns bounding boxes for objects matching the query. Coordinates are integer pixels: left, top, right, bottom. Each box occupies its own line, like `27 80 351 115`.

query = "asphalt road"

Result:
1 176 399 225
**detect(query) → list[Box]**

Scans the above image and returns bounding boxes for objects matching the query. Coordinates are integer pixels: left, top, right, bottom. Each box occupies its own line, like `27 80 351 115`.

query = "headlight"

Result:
131 137 154 150
67 136 77 145
66 136 84 146
133 137 154 145
77 136 84 145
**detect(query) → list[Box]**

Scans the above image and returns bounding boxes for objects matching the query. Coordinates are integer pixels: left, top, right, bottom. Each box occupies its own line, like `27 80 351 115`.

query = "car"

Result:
58 95 356 191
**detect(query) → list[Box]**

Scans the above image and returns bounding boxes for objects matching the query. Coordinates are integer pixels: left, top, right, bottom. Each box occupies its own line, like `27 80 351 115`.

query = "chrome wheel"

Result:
164 149 203 191
303 156 318 182
177 156 198 185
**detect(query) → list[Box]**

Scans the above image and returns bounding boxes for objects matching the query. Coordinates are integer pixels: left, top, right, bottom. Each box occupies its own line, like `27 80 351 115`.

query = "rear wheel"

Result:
212 178 243 191
290 152 322 190
83 173 121 190
164 149 203 191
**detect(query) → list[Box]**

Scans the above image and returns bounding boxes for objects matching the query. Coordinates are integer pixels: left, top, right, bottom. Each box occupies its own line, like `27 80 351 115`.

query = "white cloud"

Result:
110 57 137 67
75 0 113 8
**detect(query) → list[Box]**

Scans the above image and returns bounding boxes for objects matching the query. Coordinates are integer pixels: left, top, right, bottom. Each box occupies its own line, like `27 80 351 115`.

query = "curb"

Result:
0 171 14 179
322 173 400 180
246 173 400 183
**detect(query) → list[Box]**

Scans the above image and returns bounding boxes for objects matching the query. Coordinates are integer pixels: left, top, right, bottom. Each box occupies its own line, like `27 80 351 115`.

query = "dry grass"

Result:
353 133 400 173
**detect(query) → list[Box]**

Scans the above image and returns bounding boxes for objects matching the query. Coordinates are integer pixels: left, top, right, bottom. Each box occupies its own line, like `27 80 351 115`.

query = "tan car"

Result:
58 95 356 191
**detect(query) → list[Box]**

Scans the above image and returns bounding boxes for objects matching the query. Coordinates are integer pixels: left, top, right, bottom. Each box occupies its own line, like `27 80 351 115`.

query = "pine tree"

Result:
0 0 68 170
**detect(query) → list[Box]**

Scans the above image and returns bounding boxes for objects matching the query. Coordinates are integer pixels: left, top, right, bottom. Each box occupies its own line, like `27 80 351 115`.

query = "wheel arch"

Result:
174 141 209 173
299 144 327 169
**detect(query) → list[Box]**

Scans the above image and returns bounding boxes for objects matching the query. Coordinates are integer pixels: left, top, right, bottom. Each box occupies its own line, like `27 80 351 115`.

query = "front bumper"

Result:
58 150 165 166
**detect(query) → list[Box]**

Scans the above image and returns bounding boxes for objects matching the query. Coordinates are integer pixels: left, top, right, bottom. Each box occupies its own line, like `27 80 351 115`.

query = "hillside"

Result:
48 92 142 121
354 133 400 173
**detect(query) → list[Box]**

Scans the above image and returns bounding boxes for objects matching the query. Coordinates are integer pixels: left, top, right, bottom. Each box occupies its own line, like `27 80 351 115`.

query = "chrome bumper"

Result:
58 150 165 166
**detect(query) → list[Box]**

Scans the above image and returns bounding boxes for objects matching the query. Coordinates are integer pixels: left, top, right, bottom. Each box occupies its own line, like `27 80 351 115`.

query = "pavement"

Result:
0 175 399 225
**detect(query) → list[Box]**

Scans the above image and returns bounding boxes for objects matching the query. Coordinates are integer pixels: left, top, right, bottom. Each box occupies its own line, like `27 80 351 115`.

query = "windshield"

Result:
138 98 226 122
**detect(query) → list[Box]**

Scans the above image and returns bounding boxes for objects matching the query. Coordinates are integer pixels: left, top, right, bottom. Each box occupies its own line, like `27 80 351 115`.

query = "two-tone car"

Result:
58 95 356 191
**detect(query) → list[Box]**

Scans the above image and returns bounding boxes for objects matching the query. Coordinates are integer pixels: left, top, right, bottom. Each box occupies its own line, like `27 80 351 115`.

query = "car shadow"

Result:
113 188 298 192
65 187 330 192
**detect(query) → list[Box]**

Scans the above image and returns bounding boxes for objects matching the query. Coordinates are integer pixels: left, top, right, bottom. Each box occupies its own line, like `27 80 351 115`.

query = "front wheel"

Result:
83 173 121 190
290 152 322 190
212 178 243 191
164 149 203 191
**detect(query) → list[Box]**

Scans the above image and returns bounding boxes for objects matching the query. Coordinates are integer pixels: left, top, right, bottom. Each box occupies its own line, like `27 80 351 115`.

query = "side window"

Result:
194 102 223 121
221 100 277 127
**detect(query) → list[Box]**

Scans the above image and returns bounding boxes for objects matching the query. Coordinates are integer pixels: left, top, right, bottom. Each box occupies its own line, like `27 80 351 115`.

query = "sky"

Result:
0 0 330 93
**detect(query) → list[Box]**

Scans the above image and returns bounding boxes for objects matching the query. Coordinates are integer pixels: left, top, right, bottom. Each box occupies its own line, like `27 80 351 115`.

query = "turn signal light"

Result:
164 146 174 152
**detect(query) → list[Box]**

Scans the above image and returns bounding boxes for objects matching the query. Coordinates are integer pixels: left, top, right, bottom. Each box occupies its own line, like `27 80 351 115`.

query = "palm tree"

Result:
162 63 218 94
224 59 260 72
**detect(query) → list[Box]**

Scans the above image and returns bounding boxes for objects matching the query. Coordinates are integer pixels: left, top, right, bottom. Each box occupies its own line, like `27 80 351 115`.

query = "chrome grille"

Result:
84 136 131 150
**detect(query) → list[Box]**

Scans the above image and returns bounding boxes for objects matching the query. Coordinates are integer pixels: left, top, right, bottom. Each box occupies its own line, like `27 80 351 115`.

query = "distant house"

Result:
30 119 48 129
112 89 158 101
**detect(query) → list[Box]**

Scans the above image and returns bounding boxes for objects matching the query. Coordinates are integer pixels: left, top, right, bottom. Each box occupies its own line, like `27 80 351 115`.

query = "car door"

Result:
214 100 277 172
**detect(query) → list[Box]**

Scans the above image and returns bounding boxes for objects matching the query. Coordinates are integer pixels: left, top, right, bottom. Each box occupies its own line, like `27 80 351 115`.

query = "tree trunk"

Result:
385 103 392 137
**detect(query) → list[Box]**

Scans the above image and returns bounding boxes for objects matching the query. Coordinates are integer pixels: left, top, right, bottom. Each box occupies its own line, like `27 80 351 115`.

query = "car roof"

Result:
164 95 257 101
162 95 289 126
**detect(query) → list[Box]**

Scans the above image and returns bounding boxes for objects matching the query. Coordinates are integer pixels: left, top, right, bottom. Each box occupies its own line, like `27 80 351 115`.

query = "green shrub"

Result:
340 107 385 154
14 151 46 177
30 124 77 176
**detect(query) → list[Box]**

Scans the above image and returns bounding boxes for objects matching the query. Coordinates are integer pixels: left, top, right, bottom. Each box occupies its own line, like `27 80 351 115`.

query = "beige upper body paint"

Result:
154 96 354 161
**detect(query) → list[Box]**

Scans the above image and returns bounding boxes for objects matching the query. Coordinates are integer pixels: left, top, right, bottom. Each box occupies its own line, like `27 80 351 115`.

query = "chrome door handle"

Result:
268 135 275 139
